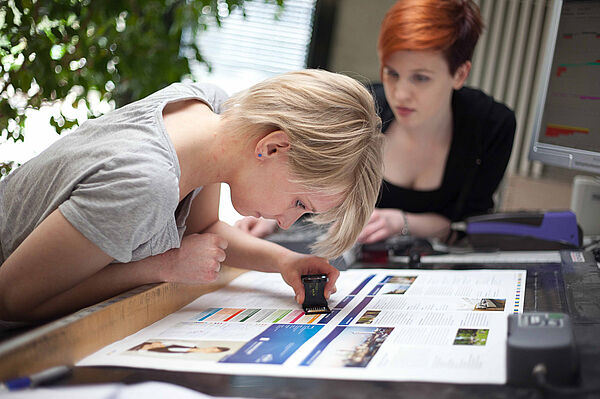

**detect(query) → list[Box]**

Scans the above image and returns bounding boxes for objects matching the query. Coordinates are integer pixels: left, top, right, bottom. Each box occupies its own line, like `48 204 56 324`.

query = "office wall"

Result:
327 0 395 83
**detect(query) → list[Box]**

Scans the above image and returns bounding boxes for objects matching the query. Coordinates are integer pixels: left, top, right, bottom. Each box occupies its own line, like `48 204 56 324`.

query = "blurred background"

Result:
1 0 593 225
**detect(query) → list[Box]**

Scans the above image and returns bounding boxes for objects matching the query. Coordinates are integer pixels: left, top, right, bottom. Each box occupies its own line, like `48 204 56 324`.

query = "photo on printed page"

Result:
385 276 417 284
473 298 506 311
368 275 418 296
452 329 490 346
125 339 246 361
356 310 381 325
300 326 394 368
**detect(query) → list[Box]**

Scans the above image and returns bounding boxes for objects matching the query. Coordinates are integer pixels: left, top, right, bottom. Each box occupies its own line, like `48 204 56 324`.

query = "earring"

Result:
258 153 262 158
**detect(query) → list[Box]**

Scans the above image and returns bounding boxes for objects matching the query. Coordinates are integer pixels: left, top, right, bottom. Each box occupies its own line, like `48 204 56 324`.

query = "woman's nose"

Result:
277 210 303 230
393 79 411 101
277 216 295 230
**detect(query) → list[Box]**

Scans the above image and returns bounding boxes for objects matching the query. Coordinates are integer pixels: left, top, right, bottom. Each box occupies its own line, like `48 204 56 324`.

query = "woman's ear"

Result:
453 61 472 90
255 130 290 159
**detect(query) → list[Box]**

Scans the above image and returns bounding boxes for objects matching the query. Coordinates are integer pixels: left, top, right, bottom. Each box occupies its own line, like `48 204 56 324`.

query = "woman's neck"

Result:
402 104 453 144
162 101 246 200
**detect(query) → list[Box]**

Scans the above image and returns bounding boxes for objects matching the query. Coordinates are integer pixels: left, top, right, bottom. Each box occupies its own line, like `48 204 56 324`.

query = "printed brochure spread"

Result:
79 268 525 384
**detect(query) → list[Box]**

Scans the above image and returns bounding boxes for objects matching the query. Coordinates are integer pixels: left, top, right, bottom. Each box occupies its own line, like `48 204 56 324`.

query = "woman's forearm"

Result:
204 220 295 273
11 255 166 322
405 212 451 239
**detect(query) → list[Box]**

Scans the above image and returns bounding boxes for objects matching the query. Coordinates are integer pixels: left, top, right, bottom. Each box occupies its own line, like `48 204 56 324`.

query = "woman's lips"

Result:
395 106 414 117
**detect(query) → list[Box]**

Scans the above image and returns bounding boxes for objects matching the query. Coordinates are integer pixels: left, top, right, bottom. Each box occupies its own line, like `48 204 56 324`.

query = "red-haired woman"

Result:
357 0 516 244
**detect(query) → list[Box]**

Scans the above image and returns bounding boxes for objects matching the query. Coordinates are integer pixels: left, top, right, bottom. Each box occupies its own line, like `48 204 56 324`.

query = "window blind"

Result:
191 0 317 94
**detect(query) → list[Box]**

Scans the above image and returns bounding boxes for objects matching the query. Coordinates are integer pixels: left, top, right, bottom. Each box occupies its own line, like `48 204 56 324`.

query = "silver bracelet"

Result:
400 211 410 236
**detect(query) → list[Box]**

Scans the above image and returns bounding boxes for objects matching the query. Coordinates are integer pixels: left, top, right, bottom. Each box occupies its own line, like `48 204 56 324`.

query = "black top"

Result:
373 83 516 221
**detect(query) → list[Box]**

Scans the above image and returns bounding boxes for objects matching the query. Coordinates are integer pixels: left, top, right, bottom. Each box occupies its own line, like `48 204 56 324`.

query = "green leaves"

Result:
1 0 282 176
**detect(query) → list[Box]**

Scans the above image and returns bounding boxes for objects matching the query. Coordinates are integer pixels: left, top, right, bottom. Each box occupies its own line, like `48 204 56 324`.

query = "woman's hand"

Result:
234 217 279 238
160 233 228 283
277 252 339 304
356 208 405 243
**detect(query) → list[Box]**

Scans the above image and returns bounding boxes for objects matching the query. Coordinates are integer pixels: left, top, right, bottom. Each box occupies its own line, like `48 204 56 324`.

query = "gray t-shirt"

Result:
0 82 228 264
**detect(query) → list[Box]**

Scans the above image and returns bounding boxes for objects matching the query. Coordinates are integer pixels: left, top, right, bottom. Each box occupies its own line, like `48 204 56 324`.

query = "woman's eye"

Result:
385 69 399 79
295 200 306 210
413 74 430 82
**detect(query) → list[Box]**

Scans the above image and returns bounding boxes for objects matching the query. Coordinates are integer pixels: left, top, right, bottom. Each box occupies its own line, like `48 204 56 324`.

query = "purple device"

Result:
465 211 581 250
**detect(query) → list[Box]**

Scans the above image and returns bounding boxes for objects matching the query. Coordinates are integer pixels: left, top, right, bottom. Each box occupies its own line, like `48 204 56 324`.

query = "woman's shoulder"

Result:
150 82 230 114
169 82 229 113
367 82 394 132
368 83 387 107
452 87 516 154
454 87 515 123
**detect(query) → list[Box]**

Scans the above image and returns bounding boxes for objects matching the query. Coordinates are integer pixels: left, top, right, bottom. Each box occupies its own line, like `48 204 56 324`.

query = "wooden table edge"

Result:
0 266 245 379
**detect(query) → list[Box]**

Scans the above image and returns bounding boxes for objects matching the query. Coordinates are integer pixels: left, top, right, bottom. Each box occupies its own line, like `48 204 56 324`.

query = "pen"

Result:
0 365 71 392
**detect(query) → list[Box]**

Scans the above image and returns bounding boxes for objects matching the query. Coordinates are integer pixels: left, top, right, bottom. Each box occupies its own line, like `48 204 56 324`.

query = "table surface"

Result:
49 250 600 399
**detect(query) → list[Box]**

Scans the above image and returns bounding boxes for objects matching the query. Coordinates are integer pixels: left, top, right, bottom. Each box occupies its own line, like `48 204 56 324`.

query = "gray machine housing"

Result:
507 312 578 386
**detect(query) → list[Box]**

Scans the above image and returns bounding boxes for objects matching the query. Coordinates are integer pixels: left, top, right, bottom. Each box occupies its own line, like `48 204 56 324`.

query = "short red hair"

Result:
377 0 483 74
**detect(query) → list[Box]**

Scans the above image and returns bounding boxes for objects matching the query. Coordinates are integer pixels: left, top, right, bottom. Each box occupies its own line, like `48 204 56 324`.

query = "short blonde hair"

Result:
222 69 383 259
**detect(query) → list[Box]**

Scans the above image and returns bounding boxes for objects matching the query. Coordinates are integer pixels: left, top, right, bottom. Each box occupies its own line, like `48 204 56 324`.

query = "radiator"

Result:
467 0 558 178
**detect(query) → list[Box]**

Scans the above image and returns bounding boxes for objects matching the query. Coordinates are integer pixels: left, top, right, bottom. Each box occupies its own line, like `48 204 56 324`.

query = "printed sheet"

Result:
79 269 525 384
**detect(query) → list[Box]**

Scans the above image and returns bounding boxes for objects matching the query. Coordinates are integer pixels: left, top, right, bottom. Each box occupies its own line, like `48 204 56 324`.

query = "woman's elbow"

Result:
0 291 20 321
0 281 37 321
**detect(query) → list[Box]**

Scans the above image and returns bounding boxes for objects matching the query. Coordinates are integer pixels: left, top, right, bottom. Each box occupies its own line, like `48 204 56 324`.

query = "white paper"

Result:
417 251 561 264
79 269 526 384
0 381 249 399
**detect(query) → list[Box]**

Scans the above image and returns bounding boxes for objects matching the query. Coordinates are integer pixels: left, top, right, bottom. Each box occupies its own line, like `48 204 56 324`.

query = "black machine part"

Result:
506 312 579 387
301 274 331 315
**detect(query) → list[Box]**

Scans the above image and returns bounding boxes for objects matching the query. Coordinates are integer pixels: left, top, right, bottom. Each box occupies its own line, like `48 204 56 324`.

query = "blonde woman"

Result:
0 70 383 323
